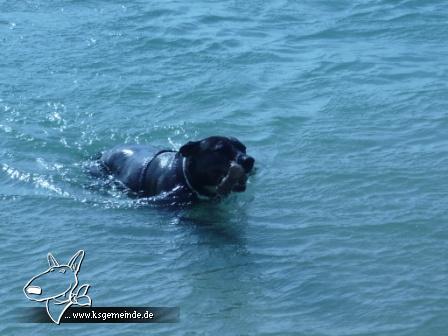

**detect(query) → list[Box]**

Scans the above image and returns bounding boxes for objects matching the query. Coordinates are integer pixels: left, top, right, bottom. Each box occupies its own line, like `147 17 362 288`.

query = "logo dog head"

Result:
23 250 91 324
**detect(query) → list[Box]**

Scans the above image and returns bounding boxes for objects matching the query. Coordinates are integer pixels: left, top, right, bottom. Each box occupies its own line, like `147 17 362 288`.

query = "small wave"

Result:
1 163 70 197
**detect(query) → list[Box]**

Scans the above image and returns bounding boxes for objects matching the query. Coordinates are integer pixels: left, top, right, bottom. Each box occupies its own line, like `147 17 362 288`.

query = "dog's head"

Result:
180 136 255 197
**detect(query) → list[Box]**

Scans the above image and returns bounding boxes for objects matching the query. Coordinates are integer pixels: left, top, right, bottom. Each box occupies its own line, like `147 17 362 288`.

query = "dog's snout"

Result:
26 285 42 295
239 155 254 172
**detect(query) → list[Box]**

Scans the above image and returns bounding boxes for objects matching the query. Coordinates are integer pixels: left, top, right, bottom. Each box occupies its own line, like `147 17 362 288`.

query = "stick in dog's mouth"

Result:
216 162 245 195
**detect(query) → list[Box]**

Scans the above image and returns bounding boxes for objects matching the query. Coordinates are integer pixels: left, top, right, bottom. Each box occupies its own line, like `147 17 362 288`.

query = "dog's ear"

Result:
179 141 200 157
47 253 60 268
68 250 85 274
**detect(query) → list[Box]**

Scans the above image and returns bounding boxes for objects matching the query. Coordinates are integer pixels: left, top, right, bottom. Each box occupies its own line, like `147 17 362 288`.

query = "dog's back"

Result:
99 144 161 192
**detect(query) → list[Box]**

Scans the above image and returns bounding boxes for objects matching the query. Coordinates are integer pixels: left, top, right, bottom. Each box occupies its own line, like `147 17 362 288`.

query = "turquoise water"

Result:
1 0 448 335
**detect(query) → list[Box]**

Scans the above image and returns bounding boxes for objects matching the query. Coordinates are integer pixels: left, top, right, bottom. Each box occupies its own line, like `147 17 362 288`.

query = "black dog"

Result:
90 136 255 202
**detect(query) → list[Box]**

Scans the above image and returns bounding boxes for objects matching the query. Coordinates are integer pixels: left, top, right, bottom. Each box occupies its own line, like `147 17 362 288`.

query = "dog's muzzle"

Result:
216 162 247 195
25 285 42 295
237 154 255 173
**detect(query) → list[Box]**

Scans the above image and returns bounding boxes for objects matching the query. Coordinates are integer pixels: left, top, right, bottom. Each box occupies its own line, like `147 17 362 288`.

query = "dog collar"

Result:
182 157 215 200
139 149 177 193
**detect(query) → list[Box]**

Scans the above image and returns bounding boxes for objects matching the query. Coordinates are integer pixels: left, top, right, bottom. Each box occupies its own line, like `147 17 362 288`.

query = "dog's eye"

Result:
234 144 246 153
229 137 246 153
214 145 233 158
213 143 226 152
59 269 66 274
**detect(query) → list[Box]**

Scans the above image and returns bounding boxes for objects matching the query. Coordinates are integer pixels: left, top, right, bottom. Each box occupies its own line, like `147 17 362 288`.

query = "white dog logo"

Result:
23 250 92 324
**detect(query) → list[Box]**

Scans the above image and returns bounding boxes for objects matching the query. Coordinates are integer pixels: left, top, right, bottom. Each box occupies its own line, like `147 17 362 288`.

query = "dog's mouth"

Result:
215 162 248 196
26 285 42 295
